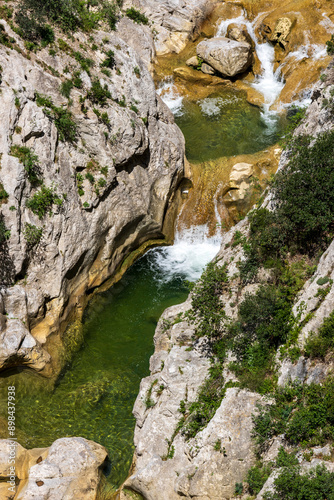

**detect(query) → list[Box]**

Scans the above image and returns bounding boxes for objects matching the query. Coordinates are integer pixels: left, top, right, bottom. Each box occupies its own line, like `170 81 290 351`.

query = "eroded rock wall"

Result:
0 20 185 375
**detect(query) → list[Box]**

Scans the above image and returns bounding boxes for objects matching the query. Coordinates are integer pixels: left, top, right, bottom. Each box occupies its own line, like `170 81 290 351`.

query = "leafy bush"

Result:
101 50 115 69
15 0 96 34
101 2 119 30
247 462 272 495
304 310 334 359
252 379 334 452
10 145 41 184
35 93 77 142
60 79 73 98
326 34 334 55
187 262 228 339
74 51 94 73
26 184 63 219
125 7 149 25
23 223 43 248
0 217 10 243
182 362 226 439
240 130 334 283
86 78 111 105
263 464 334 500
0 183 8 201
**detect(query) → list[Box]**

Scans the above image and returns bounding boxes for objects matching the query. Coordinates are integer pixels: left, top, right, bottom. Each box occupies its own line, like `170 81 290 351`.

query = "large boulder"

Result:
196 37 252 77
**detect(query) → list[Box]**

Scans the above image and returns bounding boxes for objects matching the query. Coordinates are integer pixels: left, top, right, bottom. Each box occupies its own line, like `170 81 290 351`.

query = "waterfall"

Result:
216 13 284 126
156 77 184 115
147 225 221 283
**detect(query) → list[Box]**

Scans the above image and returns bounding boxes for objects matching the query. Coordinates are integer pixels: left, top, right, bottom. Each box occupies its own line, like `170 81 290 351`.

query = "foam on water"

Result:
148 225 221 283
285 41 328 62
156 78 184 115
199 95 239 116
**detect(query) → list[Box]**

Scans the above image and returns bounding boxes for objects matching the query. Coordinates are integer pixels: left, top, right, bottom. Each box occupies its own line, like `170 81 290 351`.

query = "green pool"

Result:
175 90 282 162
0 252 189 489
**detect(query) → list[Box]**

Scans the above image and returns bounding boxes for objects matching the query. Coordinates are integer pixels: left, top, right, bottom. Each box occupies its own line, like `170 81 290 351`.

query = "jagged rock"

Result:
256 460 334 499
271 17 294 48
186 56 199 67
200 63 215 75
122 0 214 55
227 23 254 50
0 21 185 375
196 37 252 77
123 301 261 500
0 437 107 499
117 17 156 72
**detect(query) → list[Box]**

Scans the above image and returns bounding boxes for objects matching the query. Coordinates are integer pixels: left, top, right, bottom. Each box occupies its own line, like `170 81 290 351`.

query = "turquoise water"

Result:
0 251 189 488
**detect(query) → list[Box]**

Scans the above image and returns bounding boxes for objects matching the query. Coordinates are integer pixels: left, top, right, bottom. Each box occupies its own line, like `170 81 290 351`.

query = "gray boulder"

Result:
196 37 252 77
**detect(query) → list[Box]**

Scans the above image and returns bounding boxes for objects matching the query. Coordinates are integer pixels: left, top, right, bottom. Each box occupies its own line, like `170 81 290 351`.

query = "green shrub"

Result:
327 34 334 55
100 112 110 125
247 462 272 495
253 379 334 452
85 172 95 184
0 24 15 48
86 78 111 105
26 184 63 219
0 183 9 201
74 51 94 73
304 310 334 359
240 130 334 283
23 222 43 248
35 93 77 142
60 79 73 98
263 464 334 500
11 145 41 184
187 262 228 339
133 66 140 77
182 362 226 439
0 217 10 243
316 276 330 286
125 7 149 25
15 0 96 34
275 447 299 467
234 482 243 495
101 50 115 69
98 178 106 187
101 2 119 30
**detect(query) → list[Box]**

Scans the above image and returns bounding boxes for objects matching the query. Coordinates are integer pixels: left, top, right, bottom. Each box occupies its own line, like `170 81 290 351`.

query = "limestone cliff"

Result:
122 59 334 500
0 18 185 375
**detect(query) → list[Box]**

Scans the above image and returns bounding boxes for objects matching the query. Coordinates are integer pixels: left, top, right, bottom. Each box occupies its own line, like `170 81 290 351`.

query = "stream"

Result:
0 8 329 494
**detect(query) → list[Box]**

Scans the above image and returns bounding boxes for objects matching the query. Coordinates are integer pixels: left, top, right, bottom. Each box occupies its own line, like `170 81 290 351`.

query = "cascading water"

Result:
216 13 284 127
156 77 184 115
147 225 221 283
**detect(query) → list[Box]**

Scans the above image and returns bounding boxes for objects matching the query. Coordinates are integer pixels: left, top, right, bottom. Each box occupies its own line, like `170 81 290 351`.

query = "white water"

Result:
217 13 284 127
148 225 221 283
156 78 184 116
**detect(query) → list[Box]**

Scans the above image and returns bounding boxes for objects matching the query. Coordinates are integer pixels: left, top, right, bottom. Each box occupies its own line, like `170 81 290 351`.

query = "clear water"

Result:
174 89 282 162
0 231 219 489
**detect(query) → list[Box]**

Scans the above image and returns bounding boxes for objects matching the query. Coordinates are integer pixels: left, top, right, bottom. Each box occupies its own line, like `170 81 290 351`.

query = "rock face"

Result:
123 301 260 500
125 59 334 500
0 20 185 375
0 437 107 499
196 37 252 77
123 0 214 55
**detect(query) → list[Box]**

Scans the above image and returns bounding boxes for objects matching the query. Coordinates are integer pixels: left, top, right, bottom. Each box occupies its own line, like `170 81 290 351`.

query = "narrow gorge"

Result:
0 0 334 499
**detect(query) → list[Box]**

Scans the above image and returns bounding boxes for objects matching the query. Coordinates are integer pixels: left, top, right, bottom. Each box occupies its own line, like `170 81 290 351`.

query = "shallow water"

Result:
174 88 282 162
0 230 220 488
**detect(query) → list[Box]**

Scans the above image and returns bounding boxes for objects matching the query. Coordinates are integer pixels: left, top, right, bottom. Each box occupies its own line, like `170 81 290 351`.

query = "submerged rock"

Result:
196 37 252 77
